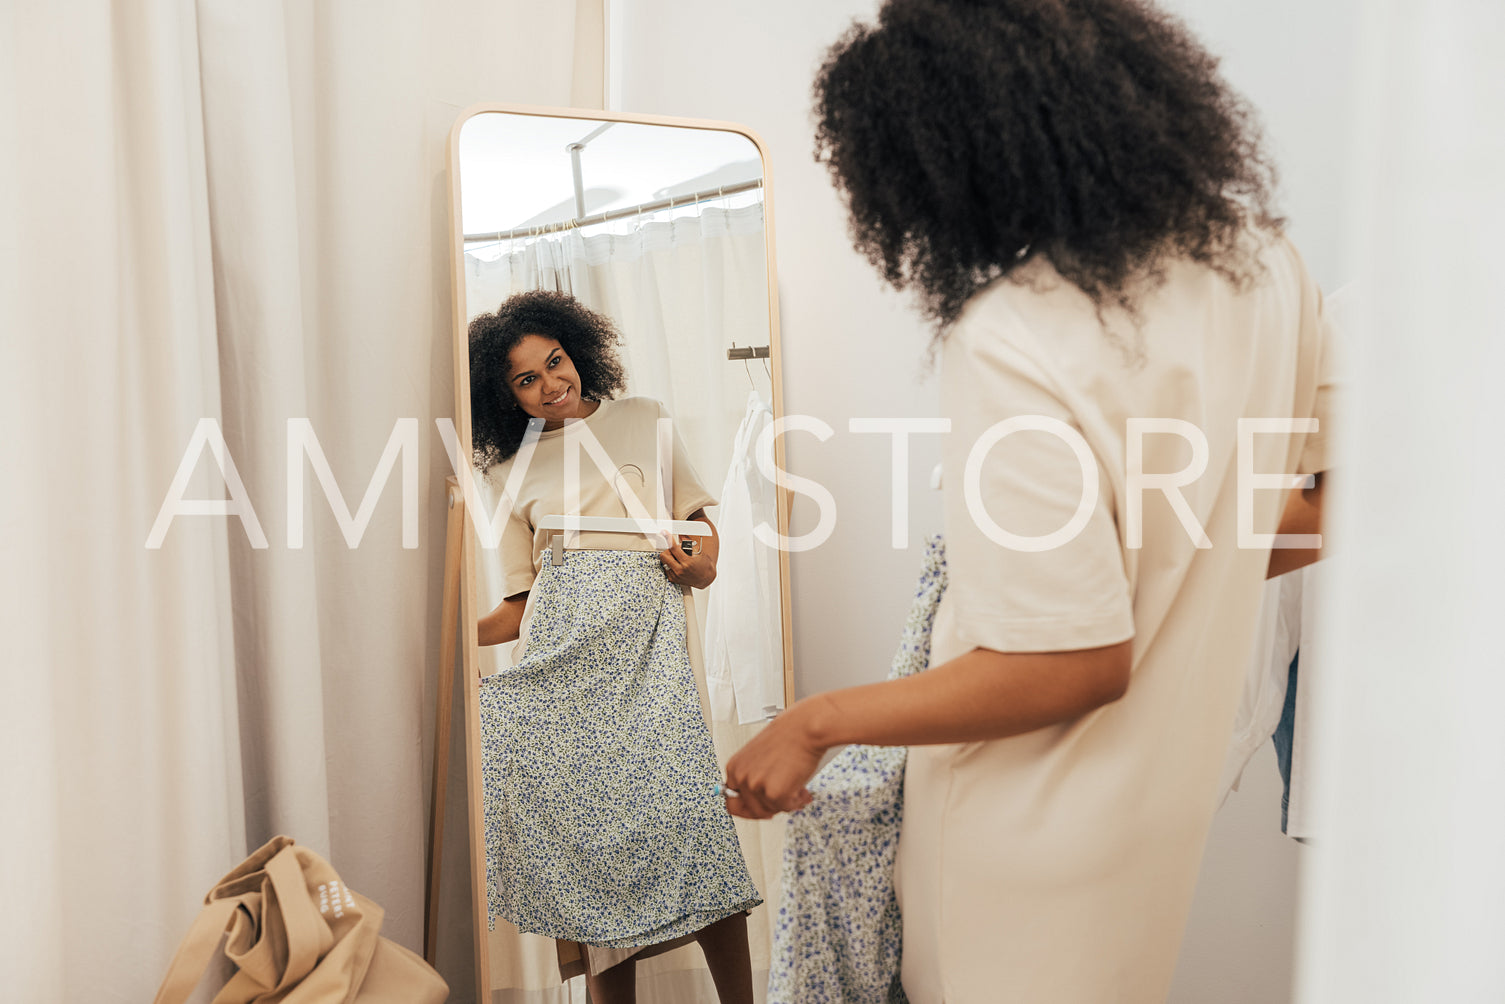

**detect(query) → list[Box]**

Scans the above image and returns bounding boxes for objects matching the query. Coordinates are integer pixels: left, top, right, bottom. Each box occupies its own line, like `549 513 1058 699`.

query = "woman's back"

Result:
899 231 1335 1003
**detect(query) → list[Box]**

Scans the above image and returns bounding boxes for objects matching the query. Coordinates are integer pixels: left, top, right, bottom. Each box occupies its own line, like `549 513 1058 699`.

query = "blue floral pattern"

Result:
480 549 762 947
767 535 947 1004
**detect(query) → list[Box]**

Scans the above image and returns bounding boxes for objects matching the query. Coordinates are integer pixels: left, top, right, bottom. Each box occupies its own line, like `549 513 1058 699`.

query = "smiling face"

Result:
506 334 596 429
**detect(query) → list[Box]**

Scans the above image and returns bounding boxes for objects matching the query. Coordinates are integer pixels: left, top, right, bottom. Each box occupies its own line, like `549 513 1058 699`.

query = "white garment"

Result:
1219 574 1302 802
1285 557 1330 839
1220 284 1354 818
704 391 786 724
1218 558 1328 840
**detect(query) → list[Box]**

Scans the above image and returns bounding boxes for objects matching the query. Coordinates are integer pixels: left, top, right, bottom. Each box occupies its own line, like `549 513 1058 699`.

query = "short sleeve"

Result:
660 402 718 519
940 315 1135 654
1296 278 1347 477
499 508 537 597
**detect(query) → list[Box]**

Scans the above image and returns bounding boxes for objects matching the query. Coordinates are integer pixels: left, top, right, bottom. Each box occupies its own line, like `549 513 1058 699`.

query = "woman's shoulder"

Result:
598 395 669 421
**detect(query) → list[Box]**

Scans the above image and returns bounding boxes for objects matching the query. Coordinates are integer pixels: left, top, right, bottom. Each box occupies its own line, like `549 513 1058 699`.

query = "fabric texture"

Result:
900 229 1339 1004
767 535 947 1004
704 390 786 724
480 548 762 947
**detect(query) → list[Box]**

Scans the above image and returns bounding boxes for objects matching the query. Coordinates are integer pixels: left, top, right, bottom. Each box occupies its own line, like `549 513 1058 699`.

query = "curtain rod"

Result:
463 178 763 245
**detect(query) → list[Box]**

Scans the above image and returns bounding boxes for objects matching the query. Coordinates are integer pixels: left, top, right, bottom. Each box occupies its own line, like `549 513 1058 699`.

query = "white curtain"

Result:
0 2 600 1002
466 202 772 480
1296 2 1505 1001
466 206 785 1003
1 8 241 1002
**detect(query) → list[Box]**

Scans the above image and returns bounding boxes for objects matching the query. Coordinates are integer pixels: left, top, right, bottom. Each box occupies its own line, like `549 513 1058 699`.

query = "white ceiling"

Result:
458 112 763 237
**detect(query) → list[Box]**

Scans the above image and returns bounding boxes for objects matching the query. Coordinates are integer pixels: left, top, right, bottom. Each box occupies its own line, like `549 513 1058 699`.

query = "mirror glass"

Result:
456 109 789 1001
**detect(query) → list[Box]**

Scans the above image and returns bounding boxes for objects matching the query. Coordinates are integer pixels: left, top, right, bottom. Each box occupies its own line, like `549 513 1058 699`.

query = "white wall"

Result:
613 2 1361 1001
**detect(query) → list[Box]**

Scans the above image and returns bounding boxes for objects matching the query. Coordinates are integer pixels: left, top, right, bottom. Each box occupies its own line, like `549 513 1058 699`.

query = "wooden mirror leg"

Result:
425 481 465 964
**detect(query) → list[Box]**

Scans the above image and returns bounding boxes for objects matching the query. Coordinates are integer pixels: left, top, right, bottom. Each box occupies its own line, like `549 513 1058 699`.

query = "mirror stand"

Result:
424 477 465 965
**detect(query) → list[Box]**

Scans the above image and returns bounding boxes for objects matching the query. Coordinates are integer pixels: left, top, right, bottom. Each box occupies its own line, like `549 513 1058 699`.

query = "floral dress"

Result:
767 535 947 1003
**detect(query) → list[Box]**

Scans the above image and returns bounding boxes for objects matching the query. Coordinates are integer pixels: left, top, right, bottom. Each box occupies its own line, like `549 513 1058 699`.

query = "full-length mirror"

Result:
447 106 791 1003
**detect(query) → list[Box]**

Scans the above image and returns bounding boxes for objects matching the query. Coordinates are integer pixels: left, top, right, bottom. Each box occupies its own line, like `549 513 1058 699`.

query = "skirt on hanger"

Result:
767 534 947 1004
479 548 762 948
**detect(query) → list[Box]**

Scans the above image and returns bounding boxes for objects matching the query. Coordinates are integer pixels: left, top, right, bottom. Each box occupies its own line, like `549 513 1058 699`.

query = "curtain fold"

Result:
1296 2 1505 1001
1 2 244 1000
3 2 597 1001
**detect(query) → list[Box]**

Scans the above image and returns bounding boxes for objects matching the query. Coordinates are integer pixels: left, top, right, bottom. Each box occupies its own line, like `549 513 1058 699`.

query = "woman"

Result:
471 290 760 1004
725 2 1334 1002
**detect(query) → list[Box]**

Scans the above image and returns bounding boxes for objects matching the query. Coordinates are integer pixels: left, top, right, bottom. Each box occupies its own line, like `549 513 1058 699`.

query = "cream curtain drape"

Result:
1 2 600 1002
2 7 242 1001
1296 2 1505 1001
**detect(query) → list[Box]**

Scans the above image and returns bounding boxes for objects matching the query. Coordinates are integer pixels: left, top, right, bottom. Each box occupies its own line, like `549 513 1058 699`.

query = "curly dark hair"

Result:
813 0 1283 333
468 289 628 470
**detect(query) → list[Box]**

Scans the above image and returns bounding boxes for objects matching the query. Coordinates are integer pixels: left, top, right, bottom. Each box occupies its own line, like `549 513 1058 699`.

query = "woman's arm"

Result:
477 592 529 646
658 508 719 589
722 639 1132 818
1267 471 1325 579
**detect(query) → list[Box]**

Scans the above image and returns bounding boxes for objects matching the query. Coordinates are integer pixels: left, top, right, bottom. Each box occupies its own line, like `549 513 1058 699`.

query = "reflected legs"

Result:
695 912 754 1004
582 913 753 1004
584 956 637 1004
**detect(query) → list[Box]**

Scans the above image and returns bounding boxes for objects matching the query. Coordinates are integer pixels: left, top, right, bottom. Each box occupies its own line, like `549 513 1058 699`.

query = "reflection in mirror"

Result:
456 110 788 1003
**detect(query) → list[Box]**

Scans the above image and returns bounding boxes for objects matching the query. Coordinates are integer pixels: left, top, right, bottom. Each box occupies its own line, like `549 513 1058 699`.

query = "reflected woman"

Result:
471 290 759 1004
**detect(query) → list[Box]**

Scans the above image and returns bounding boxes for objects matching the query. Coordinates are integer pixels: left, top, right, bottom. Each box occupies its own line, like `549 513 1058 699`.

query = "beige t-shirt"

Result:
897 231 1336 1003
486 396 718 598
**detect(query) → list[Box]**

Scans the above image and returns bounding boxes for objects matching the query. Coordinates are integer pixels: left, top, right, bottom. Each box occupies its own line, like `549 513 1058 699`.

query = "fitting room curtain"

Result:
464 207 785 1003
465 201 772 477
0 2 600 1002
1295 2 1505 1001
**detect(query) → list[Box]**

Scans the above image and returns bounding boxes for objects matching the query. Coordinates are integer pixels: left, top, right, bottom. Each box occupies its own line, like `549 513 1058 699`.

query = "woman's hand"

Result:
722 699 826 819
658 537 716 589
658 510 719 589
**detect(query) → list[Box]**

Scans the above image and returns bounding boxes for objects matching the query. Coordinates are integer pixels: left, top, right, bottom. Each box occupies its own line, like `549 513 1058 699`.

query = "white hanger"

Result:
538 515 711 566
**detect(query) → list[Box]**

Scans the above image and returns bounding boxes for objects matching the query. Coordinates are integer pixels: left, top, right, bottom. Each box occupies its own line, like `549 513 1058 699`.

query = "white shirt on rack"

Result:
703 391 785 724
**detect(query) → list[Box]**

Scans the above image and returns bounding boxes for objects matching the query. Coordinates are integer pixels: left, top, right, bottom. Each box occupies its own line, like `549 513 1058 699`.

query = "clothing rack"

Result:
462 178 764 246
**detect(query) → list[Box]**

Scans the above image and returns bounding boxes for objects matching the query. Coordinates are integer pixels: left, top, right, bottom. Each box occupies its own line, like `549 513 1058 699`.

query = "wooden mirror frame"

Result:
441 102 794 997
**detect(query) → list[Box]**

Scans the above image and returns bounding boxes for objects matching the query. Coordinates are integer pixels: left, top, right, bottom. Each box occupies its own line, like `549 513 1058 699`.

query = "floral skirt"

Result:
767 534 946 1004
480 549 762 948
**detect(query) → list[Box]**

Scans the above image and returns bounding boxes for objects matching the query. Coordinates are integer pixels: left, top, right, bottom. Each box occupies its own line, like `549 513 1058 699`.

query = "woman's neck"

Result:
541 397 601 431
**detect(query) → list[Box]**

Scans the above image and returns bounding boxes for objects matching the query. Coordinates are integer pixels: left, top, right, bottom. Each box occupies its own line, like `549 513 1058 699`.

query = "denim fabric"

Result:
1270 651 1299 836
